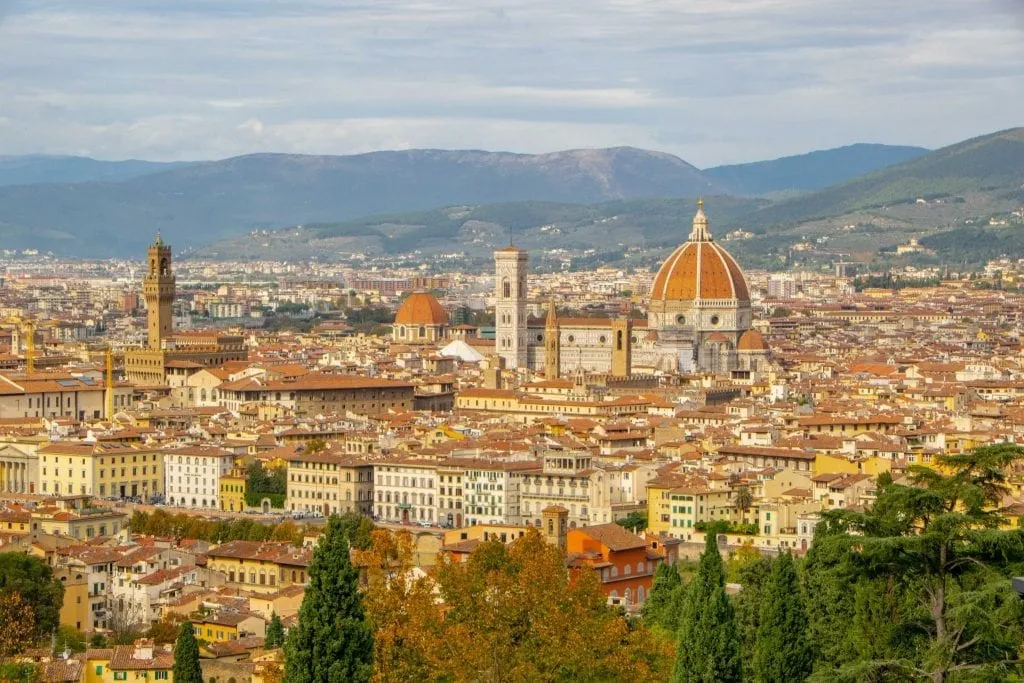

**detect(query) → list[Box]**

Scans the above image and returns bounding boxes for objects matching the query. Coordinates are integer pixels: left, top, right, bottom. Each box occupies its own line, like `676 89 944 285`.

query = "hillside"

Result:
703 143 929 195
0 147 724 256
192 196 769 265
739 128 1024 231
0 155 189 187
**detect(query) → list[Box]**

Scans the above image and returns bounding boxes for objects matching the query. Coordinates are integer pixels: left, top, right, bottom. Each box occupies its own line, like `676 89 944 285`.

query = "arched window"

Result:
616 330 623 351
624 588 632 604
637 586 645 603
160 258 168 276
637 561 644 574
502 278 511 298
624 564 632 576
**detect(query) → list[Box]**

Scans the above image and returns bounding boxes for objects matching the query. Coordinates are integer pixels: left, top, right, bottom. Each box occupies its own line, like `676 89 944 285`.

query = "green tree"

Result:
334 512 375 551
0 553 64 639
53 625 87 654
615 511 648 533
172 621 202 683
753 552 812 682
807 445 1024 682
733 485 754 517
285 515 374 682
265 612 285 649
672 533 742 682
730 550 773 681
642 561 682 632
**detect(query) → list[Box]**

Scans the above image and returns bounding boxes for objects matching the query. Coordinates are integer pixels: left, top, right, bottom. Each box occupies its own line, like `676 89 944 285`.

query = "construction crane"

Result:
105 346 115 421
3 316 38 375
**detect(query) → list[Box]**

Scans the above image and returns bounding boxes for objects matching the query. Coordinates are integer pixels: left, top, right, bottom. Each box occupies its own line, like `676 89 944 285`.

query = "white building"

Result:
459 459 537 526
373 460 437 525
164 446 235 509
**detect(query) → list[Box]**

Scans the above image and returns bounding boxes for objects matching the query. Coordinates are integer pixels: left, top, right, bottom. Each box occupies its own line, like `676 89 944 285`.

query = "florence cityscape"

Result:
0 1 1023 682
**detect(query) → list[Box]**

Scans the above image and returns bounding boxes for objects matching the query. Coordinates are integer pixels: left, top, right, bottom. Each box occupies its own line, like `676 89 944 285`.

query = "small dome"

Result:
394 291 448 326
737 329 769 351
649 203 750 303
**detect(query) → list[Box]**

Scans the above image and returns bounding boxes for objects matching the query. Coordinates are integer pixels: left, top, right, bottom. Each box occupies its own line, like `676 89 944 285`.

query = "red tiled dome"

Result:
394 291 448 326
737 329 769 351
649 203 750 304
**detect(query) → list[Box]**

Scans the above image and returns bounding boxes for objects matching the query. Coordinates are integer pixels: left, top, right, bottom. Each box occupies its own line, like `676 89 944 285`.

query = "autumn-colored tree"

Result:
359 528 673 681
354 529 445 682
145 612 188 645
0 591 36 661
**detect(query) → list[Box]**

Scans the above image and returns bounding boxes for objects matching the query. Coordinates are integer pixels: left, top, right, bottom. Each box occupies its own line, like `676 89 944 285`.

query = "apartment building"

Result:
373 459 438 524
163 445 235 508
37 442 163 499
284 450 374 516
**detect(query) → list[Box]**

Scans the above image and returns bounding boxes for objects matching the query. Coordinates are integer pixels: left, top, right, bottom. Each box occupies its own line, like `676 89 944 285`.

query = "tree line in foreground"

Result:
2 444 1023 681
282 444 1024 682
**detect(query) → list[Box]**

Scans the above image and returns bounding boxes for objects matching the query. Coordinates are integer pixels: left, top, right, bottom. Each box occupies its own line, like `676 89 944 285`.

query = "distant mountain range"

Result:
0 155 189 187
0 129 1019 260
703 143 929 195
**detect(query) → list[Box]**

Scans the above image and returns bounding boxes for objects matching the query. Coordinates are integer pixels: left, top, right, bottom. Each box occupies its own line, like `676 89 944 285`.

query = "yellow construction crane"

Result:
3 316 38 375
105 346 115 421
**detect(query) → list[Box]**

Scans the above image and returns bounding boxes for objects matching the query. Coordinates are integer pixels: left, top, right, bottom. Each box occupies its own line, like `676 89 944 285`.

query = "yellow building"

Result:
192 611 265 643
220 460 248 512
32 496 128 540
86 640 174 682
284 450 374 516
206 540 313 595
37 442 163 500
55 565 90 632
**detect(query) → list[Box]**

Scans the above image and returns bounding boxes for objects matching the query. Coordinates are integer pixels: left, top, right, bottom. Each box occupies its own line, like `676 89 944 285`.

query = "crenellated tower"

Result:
143 233 175 350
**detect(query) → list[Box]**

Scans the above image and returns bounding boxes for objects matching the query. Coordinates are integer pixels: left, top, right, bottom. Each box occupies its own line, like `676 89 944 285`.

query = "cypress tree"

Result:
753 552 812 682
265 612 284 649
642 561 682 630
172 621 202 683
671 532 741 683
285 515 374 682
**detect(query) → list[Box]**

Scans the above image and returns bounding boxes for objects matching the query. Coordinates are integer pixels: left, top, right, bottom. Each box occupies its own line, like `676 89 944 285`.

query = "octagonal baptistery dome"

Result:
648 201 752 334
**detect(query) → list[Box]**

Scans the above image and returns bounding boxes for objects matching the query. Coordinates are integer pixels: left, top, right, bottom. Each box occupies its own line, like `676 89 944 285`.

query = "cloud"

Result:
0 0 1021 165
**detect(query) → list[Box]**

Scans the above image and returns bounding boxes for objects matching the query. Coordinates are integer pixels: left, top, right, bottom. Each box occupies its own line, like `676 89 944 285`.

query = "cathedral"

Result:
494 202 769 376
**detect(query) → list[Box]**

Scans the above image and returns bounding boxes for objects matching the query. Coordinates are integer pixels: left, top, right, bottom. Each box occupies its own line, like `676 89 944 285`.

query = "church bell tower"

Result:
143 234 175 350
494 246 528 369
544 296 560 379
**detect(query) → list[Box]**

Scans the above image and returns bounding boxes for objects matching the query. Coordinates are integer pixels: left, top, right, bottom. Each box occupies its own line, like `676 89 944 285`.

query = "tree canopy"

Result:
285 514 374 682
0 553 64 640
804 444 1024 682
356 528 673 681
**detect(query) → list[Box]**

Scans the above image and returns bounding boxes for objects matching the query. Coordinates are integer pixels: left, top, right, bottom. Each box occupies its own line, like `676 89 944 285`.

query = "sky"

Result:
0 0 1021 167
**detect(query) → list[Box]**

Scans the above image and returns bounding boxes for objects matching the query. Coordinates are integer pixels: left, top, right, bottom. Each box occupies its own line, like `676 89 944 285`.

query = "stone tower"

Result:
611 317 633 377
544 296 560 380
542 504 568 552
144 234 175 350
494 246 528 369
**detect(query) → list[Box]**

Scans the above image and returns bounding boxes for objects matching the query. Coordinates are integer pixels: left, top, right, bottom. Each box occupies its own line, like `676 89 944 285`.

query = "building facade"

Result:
163 446 235 508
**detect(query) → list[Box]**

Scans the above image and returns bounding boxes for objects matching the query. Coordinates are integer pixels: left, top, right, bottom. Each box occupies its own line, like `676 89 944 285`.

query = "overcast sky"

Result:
0 0 1021 166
